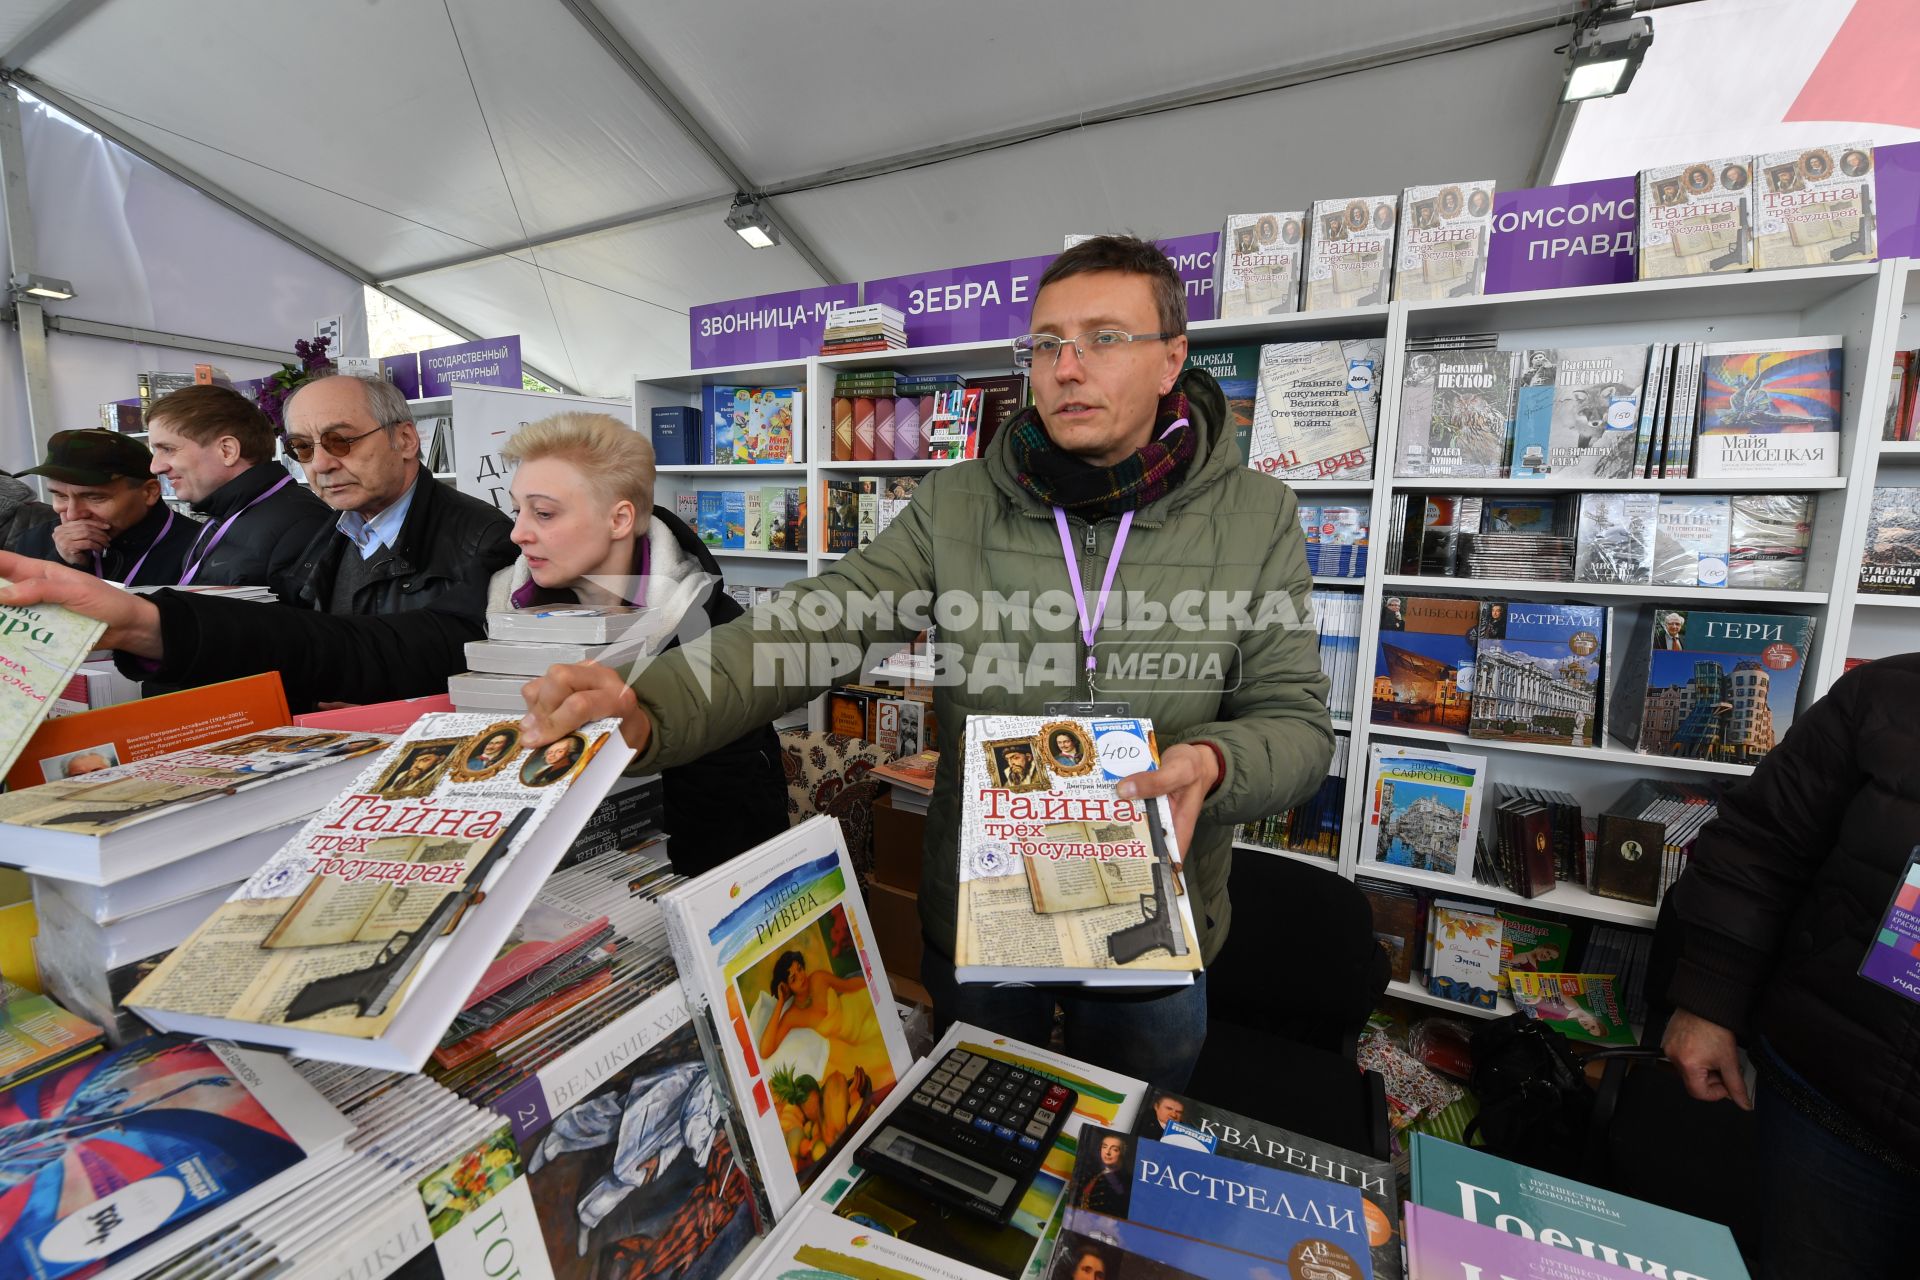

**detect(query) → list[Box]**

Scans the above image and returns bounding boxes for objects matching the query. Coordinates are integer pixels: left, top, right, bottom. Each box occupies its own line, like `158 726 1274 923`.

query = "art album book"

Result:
123 713 633 1071
956 714 1201 986
1692 336 1843 478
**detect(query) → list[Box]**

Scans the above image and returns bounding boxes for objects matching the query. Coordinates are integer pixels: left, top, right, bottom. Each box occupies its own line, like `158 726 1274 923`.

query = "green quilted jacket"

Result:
627 366 1334 964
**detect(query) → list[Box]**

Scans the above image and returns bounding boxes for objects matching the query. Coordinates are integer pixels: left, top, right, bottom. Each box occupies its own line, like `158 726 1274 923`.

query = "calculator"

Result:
854 1047 1079 1225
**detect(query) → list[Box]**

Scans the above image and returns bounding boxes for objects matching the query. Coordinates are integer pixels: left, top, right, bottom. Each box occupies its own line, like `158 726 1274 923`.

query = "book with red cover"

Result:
6 671 289 790
293 694 454 732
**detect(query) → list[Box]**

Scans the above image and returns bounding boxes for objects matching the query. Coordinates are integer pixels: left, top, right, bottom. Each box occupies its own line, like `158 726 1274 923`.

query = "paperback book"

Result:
1217 211 1305 318
1859 487 1920 595
1508 971 1635 1045
1426 899 1502 1010
1247 339 1382 480
657 814 913 1220
0 585 106 781
955 714 1201 985
1650 494 1732 587
1186 346 1259 464
1395 180 1494 302
1693 336 1843 478
1637 156 1753 279
1362 745 1486 880
1754 140 1877 270
1574 492 1657 585
1543 345 1650 477
1303 195 1399 311
1467 601 1605 749
124 713 633 1070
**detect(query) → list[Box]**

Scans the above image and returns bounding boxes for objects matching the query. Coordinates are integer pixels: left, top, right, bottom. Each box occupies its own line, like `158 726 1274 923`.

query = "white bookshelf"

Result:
634 260 1910 889
1385 977 1512 1020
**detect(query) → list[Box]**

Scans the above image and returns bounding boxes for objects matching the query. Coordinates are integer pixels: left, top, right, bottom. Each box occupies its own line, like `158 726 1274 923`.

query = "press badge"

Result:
1860 846 1920 1006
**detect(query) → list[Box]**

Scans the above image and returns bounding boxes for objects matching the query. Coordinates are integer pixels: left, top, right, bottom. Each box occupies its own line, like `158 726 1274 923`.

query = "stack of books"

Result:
671 483 806 550
0 976 103 1089
823 473 920 552
871 747 936 815
452 603 659 713
1299 499 1370 577
1312 588 1361 725
819 302 905 354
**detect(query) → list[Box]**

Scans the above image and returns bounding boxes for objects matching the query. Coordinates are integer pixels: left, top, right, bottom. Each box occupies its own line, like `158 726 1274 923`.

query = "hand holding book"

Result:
519 658 652 753
0 550 163 657
1114 741 1220 859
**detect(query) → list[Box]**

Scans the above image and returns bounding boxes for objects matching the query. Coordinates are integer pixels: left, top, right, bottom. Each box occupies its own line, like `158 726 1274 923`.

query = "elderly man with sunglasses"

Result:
279 374 514 617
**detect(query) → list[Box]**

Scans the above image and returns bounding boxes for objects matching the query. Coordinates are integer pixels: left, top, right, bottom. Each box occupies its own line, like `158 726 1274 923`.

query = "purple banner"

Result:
1874 140 1920 260
1485 176 1639 294
690 282 858 369
862 232 1221 349
381 352 421 400
418 335 522 397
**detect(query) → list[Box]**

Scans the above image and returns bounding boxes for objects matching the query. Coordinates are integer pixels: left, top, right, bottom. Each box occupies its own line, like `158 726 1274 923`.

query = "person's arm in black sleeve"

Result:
1666 665 1868 1033
115 589 480 711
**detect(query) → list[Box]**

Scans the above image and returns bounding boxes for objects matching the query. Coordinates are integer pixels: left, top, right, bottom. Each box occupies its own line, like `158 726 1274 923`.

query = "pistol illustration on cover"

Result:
1707 199 1749 272
1108 808 1189 966
1831 187 1874 261
1448 226 1489 299
284 807 532 1023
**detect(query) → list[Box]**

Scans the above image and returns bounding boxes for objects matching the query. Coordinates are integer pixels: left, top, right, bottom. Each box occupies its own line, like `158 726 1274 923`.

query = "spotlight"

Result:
725 197 780 249
14 274 74 301
1561 4 1653 102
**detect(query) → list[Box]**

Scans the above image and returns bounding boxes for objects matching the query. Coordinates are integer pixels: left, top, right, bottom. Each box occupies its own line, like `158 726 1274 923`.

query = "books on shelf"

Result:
0 587 106 782
1860 486 1920 594
1372 593 1480 735
701 385 803 463
1637 155 1753 279
123 712 633 1070
1497 904 1574 987
649 404 699 466
1650 493 1732 587
821 302 906 354
1395 350 1515 478
1396 180 1494 302
1466 601 1604 750
1217 211 1305 317
969 373 1029 456
1303 194 1398 311
1693 336 1843 478
1489 784 1586 891
1312 588 1361 724
1573 492 1658 584
1610 606 1815 766
1360 881 1423 983
1509 970 1635 1044
1362 744 1486 880
1237 750 1347 861
1592 778 1719 908
1248 339 1383 480
1543 345 1651 478
1754 140 1878 270
1426 897 1503 1010
1727 492 1812 589
956 713 1201 985
657 813 914 1220
1299 499 1371 578
0 727 389 886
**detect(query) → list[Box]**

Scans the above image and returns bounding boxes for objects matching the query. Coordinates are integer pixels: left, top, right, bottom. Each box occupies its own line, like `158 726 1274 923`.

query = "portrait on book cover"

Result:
203 733 282 755
336 737 386 759
1721 161 1751 191
267 732 347 753
1653 175 1685 207
1051 1237 1119 1280
521 733 587 787
1072 1129 1134 1218
1140 1090 1187 1137
375 737 460 799
1841 148 1872 178
40 741 119 782
1233 224 1259 254
453 721 522 781
1041 721 1095 776
1766 161 1803 194
1468 187 1492 218
1412 197 1440 231
985 737 1051 793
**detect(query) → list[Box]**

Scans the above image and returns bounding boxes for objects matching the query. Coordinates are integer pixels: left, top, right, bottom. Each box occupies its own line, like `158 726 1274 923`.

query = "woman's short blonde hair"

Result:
501 412 655 512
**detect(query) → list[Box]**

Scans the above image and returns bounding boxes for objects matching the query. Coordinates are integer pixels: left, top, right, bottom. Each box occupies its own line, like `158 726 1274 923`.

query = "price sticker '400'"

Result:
1091 720 1156 783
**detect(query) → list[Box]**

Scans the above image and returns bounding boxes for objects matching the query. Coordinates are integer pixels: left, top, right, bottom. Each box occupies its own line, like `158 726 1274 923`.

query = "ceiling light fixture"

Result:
725 197 780 249
1560 2 1654 102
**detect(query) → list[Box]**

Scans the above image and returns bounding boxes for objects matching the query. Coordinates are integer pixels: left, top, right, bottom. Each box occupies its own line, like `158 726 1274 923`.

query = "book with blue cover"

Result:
1467 601 1605 748
1509 349 1557 478
697 491 724 548
1063 1126 1373 1279
722 489 748 550
649 405 697 466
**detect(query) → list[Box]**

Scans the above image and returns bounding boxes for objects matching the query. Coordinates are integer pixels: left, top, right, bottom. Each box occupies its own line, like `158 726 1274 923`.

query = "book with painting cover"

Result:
1247 339 1382 481
1217 211 1305 318
1754 140 1877 270
657 814 913 1221
0 727 388 886
1467 601 1605 749
1426 899 1502 1010
1403 1204 1664 1280
1545 345 1650 477
1303 195 1399 311
1186 345 1260 465
955 714 1201 986
1373 594 1481 734
1858 486 1920 595
1132 1091 1401 1279
0 984 103 1092
1693 336 1843 478
1395 180 1494 302
0 586 105 783
1363 746 1485 880
123 713 633 1070
1396 350 1514 478
1637 155 1753 279
722 489 748 550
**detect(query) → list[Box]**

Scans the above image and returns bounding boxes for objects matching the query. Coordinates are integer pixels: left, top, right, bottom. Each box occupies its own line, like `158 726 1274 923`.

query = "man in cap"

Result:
14 429 200 587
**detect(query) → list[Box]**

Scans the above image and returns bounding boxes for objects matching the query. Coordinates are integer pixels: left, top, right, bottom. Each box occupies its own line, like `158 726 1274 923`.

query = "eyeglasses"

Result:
1011 329 1177 370
283 423 393 462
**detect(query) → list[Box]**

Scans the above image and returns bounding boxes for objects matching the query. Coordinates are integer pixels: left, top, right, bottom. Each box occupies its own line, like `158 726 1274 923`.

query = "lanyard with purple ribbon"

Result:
178 474 293 586
95 506 176 585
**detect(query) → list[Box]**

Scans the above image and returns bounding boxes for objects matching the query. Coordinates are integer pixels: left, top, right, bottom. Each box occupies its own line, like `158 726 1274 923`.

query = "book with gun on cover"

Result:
955 714 1201 986
124 713 633 1072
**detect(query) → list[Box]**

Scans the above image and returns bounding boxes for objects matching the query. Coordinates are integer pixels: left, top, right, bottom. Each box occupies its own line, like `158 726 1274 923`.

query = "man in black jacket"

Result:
1664 654 1920 1277
14 430 198 586
146 384 331 595
279 375 515 617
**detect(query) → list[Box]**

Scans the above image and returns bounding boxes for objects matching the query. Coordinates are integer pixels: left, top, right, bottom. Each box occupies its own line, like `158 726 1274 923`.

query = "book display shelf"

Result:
635 260 1908 1008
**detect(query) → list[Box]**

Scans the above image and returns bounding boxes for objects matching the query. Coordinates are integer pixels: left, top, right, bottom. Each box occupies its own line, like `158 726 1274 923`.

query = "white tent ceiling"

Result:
3 0 1580 395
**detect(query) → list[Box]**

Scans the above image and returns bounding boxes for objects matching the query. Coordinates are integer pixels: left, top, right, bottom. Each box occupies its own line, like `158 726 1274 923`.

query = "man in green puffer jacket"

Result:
523 236 1334 1086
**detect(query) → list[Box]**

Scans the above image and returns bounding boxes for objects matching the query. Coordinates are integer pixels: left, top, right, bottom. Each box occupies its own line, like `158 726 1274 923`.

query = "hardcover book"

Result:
1218 211 1305 317
1398 350 1514 478
124 713 633 1070
1609 606 1815 766
1467 601 1605 748
1395 180 1495 302
1859 487 1920 595
1574 492 1658 585
1426 899 1502 1010
1186 346 1260 464
1544 345 1650 477
1404 1203 1659 1280
0 585 106 782
1409 1133 1748 1280
649 404 698 467
1132 1090 1401 1279
1373 594 1482 734
1693 336 1843 478
1303 195 1399 311
1754 140 1877 270
485 604 653 646
1247 339 1382 481
697 490 724 546
1727 492 1812 589
955 714 1201 985
1637 156 1753 279
1651 494 1732 587
657 814 914 1220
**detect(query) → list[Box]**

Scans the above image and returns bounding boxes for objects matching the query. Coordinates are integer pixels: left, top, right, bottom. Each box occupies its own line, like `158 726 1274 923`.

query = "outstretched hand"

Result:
0 551 165 658
1114 742 1220 860
1662 1008 1753 1110
521 660 652 753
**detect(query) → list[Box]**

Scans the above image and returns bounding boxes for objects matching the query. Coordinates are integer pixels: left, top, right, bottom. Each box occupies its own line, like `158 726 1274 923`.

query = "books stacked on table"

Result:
820 302 905 355
871 747 937 815
452 602 659 714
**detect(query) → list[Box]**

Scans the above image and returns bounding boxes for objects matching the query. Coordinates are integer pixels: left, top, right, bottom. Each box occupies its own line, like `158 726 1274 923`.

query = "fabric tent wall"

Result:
0 96 366 472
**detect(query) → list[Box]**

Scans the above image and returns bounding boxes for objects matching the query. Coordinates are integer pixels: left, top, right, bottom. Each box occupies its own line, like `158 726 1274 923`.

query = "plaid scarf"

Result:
1010 390 1198 518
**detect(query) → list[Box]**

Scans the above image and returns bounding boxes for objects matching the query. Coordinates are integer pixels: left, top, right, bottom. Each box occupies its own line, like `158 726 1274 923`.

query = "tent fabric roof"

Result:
4 0 1575 394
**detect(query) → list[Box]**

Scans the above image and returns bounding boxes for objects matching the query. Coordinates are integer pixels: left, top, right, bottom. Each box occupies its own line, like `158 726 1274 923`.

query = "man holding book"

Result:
13 430 198 587
512 237 1334 1087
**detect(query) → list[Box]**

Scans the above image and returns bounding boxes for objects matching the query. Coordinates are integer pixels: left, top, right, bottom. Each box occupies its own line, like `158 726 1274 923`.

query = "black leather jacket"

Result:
281 472 516 618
